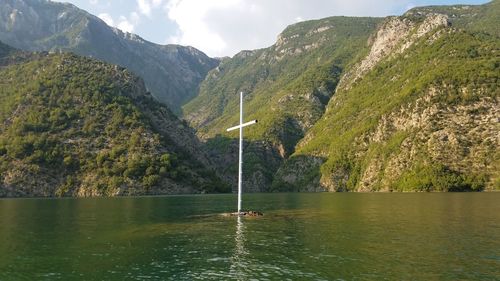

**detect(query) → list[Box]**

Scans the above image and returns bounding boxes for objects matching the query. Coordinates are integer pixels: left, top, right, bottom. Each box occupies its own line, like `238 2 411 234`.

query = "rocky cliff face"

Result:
353 88 498 191
339 13 449 90
276 10 499 192
0 0 219 113
314 86 499 192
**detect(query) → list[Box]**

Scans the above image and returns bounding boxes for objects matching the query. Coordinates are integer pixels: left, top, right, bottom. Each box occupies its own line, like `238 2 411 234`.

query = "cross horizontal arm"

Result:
226 120 258 132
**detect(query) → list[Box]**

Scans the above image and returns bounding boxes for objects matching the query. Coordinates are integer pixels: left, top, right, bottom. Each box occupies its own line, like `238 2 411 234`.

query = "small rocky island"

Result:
221 211 264 217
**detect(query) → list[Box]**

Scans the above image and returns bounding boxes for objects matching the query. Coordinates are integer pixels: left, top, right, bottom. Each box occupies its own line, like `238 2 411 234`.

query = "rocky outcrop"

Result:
352 88 499 191
282 84 499 192
339 13 449 90
273 23 331 61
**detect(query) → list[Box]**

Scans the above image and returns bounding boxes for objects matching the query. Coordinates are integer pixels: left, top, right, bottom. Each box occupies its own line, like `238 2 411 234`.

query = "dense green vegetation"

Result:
185 1 498 192
393 163 488 192
183 17 381 189
0 48 228 197
1 1 499 195
284 28 499 192
185 17 381 149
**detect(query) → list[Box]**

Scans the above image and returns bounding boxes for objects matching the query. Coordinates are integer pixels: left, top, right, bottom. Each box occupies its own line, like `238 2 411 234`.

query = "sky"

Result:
54 0 490 57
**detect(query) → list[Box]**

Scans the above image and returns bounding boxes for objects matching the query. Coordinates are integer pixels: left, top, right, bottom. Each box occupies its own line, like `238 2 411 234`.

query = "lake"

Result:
0 193 499 280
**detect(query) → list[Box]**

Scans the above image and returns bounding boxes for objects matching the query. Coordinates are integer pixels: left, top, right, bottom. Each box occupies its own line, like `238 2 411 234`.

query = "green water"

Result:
0 193 499 280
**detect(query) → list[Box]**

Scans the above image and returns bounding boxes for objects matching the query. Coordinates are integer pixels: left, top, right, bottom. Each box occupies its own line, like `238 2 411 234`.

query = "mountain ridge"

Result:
0 0 219 113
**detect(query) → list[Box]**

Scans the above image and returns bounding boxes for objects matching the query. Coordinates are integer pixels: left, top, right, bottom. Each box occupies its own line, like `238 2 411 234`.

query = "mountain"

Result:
185 1 499 192
0 42 228 197
0 40 14 56
0 0 219 113
183 16 382 190
275 1 499 192
407 0 500 37
1 0 497 194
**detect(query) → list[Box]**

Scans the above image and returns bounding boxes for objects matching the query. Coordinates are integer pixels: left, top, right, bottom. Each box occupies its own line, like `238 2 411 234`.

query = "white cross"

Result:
226 92 257 214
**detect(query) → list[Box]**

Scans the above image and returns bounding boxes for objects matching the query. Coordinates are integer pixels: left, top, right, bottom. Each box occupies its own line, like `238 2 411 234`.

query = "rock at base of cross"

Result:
232 210 263 217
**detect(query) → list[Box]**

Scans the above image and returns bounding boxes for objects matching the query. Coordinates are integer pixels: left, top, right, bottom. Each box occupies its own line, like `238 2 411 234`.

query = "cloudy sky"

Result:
55 0 489 57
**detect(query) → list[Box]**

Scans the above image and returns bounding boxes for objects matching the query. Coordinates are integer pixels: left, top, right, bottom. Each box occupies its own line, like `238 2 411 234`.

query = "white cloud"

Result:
117 16 135 33
137 0 152 16
137 0 165 16
130 11 141 25
166 0 239 56
70 0 487 57
98 12 140 33
164 0 410 57
98 13 114 26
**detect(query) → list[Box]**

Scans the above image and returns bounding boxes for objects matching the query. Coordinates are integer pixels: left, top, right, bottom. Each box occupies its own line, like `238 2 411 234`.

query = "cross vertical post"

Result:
238 91 243 213
226 92 258 214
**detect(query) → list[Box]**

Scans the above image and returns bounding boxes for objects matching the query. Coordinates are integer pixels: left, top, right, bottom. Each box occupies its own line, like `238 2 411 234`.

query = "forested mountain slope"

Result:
186 1 499 192
275 2 499 192
0 43 227 197
184 16 382 190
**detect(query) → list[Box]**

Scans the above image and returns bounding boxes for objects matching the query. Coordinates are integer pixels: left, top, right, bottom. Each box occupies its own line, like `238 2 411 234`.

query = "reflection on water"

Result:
230 216 248 280
0 193 499 280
